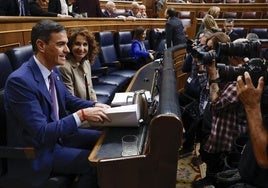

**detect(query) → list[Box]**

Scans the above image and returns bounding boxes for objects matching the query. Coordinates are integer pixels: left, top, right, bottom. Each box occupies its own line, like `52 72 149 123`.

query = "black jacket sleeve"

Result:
28 0 58 17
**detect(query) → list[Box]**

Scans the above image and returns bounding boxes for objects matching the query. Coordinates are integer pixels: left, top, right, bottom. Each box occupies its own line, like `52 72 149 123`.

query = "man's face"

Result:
224 22 234 33
132 6 140 15
108 4 116 13
42 32 69 69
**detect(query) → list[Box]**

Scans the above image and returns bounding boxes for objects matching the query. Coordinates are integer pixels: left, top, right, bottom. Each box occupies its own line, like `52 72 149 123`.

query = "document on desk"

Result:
111 91 151 106
90 104 141 127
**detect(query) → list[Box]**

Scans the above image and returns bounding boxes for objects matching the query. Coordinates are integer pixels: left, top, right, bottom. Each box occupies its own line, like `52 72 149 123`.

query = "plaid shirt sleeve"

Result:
211 81 239 111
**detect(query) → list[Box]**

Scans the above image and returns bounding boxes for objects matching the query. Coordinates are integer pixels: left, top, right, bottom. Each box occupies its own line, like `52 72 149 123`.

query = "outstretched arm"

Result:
237 72 268 168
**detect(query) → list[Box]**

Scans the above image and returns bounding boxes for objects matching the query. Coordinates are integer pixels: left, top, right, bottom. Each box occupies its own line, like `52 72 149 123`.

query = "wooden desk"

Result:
88 47 184 188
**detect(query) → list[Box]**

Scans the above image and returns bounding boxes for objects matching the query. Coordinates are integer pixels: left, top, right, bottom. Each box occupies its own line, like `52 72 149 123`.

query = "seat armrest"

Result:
91 76 100 85
92 66 108 75
120 57 136 64
103 61 121 68
0 146 36 159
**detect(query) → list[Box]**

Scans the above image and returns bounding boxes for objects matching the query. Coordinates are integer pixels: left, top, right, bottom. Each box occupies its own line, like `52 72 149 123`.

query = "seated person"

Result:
223 18 240 42
4 19 110 188
0 0 71 17
72 0 103 17
130 26 154 70
125 1 140 18
59 27 98 102
139 4 148 18
102 1 126 20
48 0 75 16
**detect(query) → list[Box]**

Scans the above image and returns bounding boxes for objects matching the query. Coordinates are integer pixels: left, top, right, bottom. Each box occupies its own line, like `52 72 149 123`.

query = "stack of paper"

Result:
111 91 151 107
90 104 140 127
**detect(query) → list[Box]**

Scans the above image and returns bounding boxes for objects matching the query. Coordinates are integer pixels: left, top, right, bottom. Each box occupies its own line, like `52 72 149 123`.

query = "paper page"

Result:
90 104 140 127
111 91 151 106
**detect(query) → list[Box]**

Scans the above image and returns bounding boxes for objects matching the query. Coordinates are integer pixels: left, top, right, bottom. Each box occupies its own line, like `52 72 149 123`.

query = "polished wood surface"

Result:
166 3 268 38
0 17 166 53
88 46 184 188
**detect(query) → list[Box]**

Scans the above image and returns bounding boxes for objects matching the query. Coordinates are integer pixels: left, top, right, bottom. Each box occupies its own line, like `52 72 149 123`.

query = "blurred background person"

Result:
59 27 99 102
196 6 221 38
165 8 187 48
223 18 240 42
0 0 71 17
103 1 126 19
73 0 103 17
131 26 154 70
125 1 140 18
48 0 75 16
139 4 148 18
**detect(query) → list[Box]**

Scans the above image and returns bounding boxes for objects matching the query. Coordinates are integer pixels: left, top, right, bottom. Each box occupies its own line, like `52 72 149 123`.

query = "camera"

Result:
186 39 217 65
217 40 261 59
217 58 267 87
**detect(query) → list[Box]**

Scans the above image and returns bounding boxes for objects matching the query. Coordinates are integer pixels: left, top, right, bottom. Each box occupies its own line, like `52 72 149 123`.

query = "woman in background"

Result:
59 27 98 102
130 26 154 70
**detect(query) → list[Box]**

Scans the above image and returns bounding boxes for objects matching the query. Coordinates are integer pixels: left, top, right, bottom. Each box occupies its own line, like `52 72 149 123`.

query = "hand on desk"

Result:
79 104 111 123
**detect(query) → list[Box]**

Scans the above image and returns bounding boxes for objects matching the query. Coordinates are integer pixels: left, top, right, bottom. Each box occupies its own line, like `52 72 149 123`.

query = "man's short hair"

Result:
31 20 66 52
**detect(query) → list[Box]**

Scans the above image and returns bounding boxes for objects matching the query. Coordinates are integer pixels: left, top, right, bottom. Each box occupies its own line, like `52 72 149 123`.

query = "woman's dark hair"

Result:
67 27 99 64
133 26 146 40
31 20 66 52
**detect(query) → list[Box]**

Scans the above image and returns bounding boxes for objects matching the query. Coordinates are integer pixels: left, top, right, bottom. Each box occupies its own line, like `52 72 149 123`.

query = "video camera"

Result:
218 58 267 87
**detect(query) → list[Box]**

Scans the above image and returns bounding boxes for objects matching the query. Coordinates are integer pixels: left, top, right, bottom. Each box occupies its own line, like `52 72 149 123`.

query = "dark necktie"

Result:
49 73 59 120
84 73 90 100
19 0 25 16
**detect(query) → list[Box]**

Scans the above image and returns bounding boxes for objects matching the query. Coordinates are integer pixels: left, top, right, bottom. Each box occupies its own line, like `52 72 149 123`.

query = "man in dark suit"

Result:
0 0 70 17
165 8 187 48
103 1 118 18
73 0 103 17
223 18 240 42
48 0 74 16
4 20 110 187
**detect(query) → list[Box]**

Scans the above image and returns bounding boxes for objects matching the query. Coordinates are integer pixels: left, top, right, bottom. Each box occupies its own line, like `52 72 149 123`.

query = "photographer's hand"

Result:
237 72 264 111
237 72 268 168
208 60 220 101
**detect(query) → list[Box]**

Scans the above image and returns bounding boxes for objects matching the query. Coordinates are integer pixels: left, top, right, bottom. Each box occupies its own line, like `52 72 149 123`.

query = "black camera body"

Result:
186 40 266 85
217 40 261 59
186 39 217 65
217 58 267 87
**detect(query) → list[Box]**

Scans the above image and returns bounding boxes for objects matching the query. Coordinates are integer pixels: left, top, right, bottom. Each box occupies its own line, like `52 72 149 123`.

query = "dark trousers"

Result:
52 128 102 188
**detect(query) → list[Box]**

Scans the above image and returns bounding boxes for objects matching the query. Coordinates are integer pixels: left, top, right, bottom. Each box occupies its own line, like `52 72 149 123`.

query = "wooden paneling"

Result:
166 3 268 38
0 17 166 53
172 47 188 92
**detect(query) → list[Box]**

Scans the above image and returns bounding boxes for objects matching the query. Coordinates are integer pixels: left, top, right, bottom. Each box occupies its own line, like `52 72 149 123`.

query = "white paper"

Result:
90 104 140 127
111 91 151 107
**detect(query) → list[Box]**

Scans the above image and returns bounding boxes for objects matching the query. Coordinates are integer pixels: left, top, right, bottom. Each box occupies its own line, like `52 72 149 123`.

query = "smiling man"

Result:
4 20 110 188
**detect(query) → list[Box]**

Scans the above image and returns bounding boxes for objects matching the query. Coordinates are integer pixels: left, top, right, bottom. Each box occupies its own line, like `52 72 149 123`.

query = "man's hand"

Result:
237 72 264 110
80 106 111 123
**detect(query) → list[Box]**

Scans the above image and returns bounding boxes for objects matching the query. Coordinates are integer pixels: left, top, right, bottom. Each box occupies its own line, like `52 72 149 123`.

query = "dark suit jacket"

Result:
0 0 58 16
227 30 240 42
165 16 187 48
73 0 103 17
103 10 118 18
4 57 94 186
48 0 73 16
